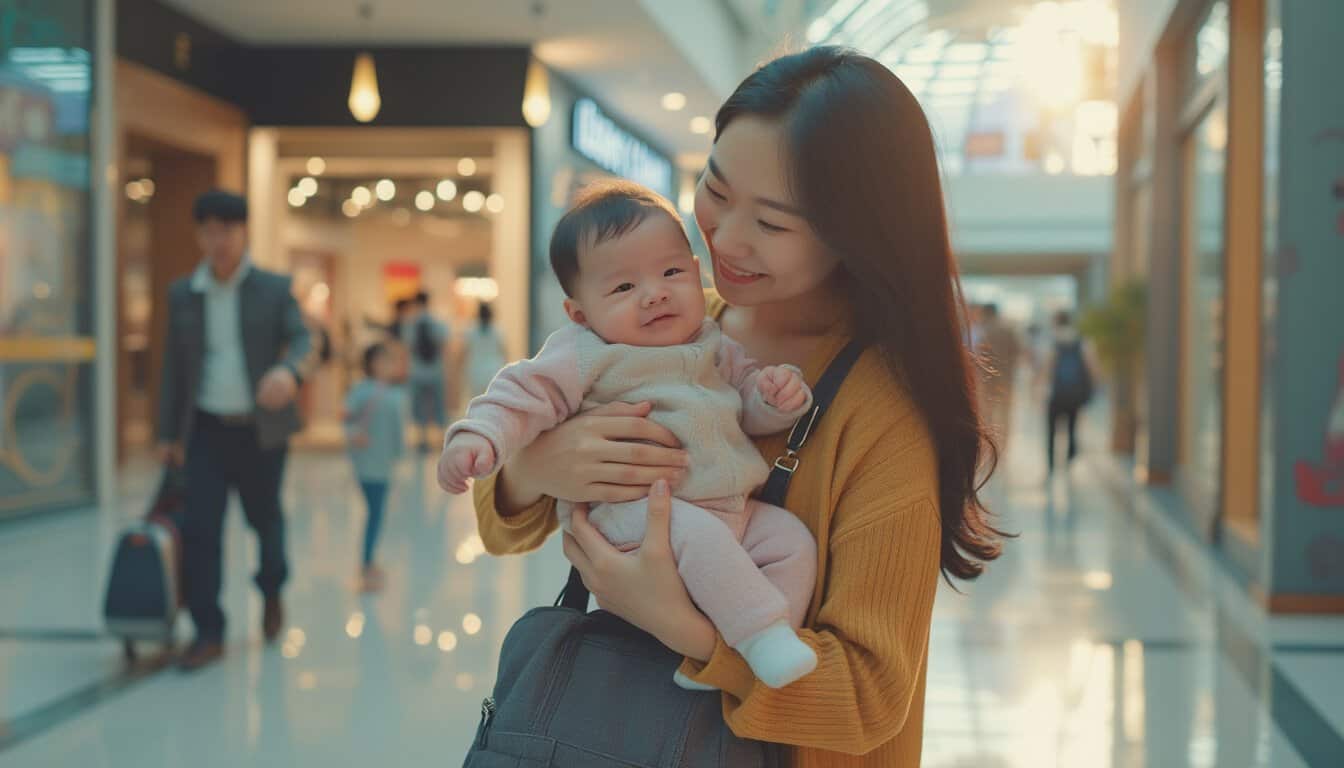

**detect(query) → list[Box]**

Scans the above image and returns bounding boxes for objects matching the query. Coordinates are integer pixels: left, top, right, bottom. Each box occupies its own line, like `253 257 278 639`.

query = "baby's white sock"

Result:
672 670 719 691
736 621 818 689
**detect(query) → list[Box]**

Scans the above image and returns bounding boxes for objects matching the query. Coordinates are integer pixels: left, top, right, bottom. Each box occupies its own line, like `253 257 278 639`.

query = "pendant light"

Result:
521 58 551 128
348 4 380 123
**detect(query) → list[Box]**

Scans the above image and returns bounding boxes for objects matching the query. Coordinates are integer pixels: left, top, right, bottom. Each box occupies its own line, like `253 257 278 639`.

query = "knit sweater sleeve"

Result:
718 332 813 436
471 471 559 556
676 394 942 755
445 324 588 474
465 327 590 556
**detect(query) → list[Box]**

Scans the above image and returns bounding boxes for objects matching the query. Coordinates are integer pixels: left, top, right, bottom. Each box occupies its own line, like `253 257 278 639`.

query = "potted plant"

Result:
1080 280 1147 454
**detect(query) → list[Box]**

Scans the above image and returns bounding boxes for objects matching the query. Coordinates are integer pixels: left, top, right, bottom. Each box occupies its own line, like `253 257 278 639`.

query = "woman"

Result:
472 47 1003 766
461 302 507 402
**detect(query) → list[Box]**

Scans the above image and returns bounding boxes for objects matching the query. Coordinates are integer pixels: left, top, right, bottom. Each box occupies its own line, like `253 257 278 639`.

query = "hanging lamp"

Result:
348 4 380 122
522 58 551 127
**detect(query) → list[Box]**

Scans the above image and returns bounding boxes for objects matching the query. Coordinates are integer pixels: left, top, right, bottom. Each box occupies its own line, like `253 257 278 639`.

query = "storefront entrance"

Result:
113 60 248 462
248 128 530 447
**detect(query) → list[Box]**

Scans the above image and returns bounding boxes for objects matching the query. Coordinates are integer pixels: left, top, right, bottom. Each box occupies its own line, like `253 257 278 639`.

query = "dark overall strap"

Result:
559 564 589 610
758 340 866 507
558 339 867 612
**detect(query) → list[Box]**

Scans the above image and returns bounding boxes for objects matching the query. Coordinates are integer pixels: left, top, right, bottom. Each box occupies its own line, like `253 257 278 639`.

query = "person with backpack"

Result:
1041 309 1097 475
399 291 450 451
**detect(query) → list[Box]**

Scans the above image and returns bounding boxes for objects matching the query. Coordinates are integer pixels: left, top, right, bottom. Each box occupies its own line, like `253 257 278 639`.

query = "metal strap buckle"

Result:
773 453 800 474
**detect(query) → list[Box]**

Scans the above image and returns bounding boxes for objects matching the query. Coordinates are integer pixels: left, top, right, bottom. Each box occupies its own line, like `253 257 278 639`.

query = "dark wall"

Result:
241 47 528 128
116 0 529 128
117 0 244 105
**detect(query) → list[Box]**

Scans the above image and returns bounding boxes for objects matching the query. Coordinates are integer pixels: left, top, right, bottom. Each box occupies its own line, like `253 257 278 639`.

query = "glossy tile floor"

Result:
2 394 1341 767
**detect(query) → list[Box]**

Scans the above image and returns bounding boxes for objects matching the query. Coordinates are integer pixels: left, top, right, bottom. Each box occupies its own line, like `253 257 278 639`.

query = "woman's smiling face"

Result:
693 116 840 307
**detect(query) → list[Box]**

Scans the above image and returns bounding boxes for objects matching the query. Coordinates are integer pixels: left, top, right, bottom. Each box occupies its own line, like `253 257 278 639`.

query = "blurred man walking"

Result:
156 190 315 671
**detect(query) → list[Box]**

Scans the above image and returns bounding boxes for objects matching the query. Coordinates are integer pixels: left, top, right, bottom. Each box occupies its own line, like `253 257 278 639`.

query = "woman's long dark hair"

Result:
716 47 1004 581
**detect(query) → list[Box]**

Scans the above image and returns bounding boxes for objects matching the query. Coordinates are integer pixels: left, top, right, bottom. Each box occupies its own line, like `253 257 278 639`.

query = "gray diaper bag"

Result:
463 341 863 767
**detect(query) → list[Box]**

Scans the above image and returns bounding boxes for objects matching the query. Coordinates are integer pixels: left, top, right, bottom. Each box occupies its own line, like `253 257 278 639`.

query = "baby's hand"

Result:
757 366 809 413
437 433 497 495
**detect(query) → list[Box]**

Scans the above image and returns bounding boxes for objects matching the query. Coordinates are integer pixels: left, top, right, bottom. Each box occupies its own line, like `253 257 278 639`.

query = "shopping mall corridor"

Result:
1 390 1341 767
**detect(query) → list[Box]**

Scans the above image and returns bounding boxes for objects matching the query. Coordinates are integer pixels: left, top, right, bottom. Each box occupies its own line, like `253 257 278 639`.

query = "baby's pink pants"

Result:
560 496 816 647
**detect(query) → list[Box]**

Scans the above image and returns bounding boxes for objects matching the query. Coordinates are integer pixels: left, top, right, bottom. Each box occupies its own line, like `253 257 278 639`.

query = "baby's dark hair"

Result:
549 180 688 296
362 342 389 377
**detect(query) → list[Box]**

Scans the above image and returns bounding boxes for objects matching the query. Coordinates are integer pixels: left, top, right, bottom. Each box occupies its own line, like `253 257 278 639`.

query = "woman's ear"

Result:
563 298 588 327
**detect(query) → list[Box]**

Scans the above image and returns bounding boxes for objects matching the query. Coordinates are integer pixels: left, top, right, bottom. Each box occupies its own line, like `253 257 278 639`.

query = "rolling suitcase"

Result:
103 467 186 661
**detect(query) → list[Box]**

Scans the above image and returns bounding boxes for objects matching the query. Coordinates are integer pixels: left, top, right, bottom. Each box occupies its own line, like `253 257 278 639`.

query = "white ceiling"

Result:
160 0 721 161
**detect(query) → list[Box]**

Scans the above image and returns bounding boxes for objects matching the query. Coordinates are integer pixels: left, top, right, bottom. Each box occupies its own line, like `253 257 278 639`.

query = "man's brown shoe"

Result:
178 639 224 672
263 595 284 644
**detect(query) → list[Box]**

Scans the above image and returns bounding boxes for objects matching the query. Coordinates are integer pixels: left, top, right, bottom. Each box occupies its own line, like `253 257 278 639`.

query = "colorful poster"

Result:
383 261 422 304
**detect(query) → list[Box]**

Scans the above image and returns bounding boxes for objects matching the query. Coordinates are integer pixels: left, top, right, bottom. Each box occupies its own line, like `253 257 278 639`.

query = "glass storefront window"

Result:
1173 0 1232 528
1259 0 1282 515
1188 1 1230 97
0 1 95 516
1181 101 1227 525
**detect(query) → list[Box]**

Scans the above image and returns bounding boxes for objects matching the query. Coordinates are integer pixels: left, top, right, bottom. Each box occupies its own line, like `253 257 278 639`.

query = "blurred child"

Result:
345 341 407 592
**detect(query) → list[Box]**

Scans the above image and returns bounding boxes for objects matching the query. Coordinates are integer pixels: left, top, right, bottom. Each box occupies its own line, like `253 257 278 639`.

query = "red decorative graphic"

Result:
1295 353 1344 506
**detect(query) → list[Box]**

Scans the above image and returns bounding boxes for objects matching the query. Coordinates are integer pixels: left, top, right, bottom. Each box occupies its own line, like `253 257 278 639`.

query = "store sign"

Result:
382 262 422 303
571 98 673 198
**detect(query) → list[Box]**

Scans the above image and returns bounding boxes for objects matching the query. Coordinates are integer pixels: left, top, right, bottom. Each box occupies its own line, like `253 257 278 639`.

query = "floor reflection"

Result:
0 387 1339 766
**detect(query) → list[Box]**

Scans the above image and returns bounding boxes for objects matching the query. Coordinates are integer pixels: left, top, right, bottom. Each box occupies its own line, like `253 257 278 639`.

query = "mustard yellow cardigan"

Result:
472 295 943 767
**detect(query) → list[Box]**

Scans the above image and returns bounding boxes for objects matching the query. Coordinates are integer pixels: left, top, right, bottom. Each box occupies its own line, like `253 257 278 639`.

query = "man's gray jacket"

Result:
157 266 315 450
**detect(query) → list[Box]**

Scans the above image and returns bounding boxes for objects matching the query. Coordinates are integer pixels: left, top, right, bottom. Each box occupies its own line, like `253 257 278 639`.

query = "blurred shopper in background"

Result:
461 302 506 403
390 297 413 339
1024 321 1046 373
344 341 408 592
365 297 413 342
977 303 1023 449
1041 310 1097 475
156 190 314 671
400 291 451 451
296 312 334 426
471 47 1003 767
968 302 986 350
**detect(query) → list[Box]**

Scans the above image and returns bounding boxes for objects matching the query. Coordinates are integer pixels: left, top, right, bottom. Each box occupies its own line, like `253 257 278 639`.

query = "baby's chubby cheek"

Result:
586 312 646 346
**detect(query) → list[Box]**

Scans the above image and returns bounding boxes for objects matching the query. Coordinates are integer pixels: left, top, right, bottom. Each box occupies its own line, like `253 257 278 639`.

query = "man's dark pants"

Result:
183 410 289 642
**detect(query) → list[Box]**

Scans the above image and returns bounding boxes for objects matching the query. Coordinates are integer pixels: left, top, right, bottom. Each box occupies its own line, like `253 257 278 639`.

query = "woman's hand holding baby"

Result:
757 365 809 413
563 478 718 662
495 401 689 512
437 433 497 494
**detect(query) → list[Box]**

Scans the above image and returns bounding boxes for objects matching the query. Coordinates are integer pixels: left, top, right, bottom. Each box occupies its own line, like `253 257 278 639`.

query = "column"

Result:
1258 0 1344 611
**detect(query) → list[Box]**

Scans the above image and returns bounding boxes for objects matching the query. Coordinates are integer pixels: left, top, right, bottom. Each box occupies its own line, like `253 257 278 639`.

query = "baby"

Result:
439 181 821 689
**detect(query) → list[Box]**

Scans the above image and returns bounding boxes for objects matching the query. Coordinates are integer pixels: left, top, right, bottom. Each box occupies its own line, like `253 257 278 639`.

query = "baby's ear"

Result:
563 298 588 327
